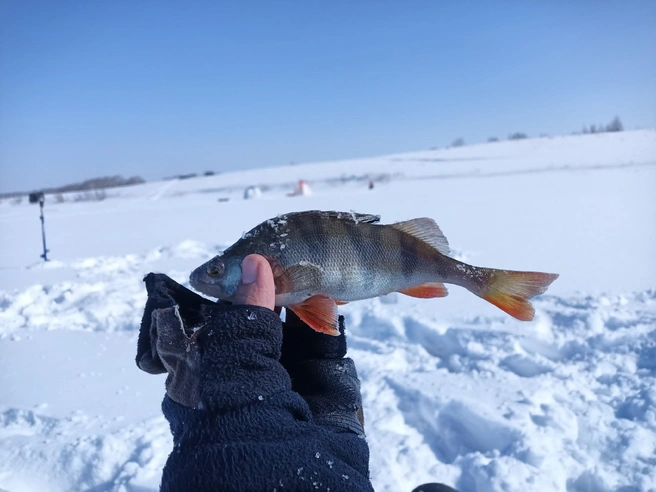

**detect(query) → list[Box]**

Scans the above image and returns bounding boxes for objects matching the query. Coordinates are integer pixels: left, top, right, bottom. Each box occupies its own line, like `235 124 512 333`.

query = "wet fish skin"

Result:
190 210 559 335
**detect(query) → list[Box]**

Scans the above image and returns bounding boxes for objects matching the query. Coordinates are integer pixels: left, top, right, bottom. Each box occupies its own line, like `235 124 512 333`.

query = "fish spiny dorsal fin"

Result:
283 210 381 225
391 218 450 256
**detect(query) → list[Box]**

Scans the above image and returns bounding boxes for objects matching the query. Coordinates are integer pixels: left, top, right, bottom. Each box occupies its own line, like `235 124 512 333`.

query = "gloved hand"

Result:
137 255 374 491
136 254 277 408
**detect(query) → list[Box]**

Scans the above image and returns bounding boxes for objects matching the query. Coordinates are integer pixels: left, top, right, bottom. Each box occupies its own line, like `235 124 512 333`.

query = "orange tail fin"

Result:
480 270 559 321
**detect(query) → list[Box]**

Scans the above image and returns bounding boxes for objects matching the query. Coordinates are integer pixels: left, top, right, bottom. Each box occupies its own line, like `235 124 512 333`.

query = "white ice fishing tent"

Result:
243 186 262 200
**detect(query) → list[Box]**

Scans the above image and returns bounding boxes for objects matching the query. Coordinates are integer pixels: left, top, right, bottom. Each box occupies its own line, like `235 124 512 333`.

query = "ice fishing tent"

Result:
243 186 262 199
288 180 312 197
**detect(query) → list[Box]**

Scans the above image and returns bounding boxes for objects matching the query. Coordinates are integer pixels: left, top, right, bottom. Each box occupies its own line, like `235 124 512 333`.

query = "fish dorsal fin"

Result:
282 210 381 225
391 218 450 255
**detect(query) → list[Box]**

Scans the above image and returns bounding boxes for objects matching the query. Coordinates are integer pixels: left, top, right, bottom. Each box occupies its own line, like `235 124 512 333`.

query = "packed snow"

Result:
1 130 655 492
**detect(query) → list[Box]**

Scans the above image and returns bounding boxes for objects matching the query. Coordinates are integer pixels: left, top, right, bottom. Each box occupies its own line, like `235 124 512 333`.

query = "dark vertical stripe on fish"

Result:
370 224 387 289
399 231 416 281
315 216 333 263
348 223 370 288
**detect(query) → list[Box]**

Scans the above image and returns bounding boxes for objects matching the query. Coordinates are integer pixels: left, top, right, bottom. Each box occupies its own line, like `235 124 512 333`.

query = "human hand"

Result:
230 254 275 310
232 255 365 432
136 252 363 432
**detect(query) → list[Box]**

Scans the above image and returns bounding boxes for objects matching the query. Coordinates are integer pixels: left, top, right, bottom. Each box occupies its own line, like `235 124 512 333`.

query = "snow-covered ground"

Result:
1 130 655 492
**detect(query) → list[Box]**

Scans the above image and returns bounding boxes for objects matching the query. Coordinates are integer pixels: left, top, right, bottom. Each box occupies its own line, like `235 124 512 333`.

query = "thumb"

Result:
232 254 275 310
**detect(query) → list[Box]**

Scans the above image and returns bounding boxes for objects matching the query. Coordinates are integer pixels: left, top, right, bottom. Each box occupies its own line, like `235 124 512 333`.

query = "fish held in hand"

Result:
190 211 558 335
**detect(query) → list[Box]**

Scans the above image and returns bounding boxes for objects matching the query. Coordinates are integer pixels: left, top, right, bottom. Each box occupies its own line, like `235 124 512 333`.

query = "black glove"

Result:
136 272 284 409
136 272 374 492
281 309 365 434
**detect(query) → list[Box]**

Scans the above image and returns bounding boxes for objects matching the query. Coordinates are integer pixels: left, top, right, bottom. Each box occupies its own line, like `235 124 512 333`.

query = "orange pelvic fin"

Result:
482 270 559 321
288 295 339 336
398 282 448 299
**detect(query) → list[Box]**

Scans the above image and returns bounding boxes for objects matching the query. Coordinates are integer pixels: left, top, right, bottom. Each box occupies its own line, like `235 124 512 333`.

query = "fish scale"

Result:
190 210 559 335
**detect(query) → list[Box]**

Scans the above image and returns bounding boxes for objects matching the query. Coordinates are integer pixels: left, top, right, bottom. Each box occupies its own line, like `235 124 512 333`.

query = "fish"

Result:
189 210 559 336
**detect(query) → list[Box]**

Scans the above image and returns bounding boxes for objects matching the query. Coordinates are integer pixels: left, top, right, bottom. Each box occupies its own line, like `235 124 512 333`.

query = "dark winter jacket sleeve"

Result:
136 273 373 492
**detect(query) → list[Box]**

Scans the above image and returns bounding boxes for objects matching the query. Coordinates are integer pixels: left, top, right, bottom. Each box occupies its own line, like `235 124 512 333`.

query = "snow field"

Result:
1 130 655 491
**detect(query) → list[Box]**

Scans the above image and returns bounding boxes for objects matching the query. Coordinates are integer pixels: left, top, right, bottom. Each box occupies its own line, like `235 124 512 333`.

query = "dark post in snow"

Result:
39 196 49 261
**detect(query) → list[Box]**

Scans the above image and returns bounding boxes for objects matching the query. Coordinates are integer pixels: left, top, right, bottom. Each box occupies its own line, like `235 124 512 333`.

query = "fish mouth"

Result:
189 266 222 297
188 266 204 290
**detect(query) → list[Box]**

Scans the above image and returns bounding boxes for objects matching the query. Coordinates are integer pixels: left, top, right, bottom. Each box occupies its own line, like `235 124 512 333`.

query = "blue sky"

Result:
1 1 655 193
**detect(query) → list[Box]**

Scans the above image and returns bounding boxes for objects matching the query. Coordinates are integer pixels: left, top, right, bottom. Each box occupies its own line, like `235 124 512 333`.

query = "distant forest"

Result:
450 116 624 149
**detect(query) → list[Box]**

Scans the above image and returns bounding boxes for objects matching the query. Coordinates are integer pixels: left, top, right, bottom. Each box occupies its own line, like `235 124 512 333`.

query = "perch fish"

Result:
190 211 559 335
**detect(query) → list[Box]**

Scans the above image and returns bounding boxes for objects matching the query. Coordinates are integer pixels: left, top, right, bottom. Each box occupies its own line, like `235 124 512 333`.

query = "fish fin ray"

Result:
288 295 339 336
399 282 448 298
274 262 323 294
284 210 381 225
391 218 450 255
481 270 559 321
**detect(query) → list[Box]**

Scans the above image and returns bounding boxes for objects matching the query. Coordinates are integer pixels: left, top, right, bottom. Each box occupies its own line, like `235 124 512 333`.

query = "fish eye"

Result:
206 260 224 277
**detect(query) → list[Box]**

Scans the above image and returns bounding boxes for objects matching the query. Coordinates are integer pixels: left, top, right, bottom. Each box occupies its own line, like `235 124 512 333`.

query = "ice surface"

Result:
1 130 655 491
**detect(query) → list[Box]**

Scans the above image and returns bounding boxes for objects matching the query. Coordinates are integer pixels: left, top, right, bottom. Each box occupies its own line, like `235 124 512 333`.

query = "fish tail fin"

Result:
479 270 559 321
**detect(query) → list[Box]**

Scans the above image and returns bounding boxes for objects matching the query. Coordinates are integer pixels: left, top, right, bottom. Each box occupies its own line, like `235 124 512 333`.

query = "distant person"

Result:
368 180 374 190
137 254 457 491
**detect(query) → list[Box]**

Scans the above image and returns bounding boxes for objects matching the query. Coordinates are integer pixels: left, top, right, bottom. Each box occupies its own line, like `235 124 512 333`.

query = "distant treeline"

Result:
449 116 624 148
0 175 145 199
580 116 624 134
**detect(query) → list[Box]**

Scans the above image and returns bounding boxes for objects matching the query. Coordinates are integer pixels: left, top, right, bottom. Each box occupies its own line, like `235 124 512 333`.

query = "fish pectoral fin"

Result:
335 301 349 305
391 218 450 256
288 295 339 336
398 282 449 299
275 262 323 294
